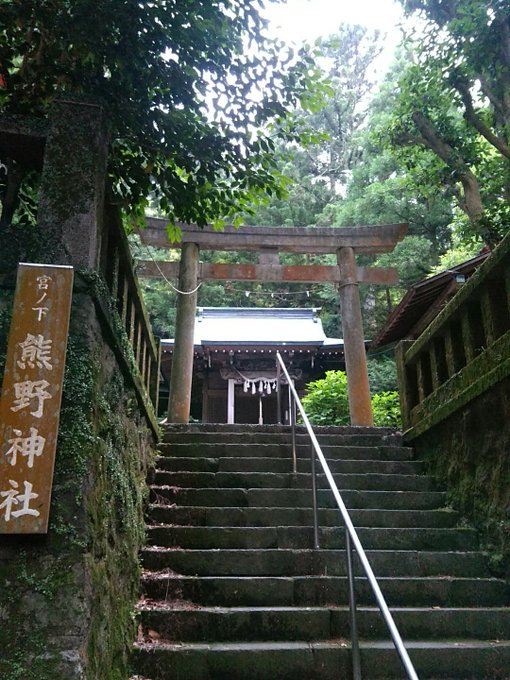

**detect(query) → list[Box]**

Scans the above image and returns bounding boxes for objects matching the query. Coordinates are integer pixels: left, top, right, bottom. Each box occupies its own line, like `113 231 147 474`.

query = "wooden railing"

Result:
396 232 510 437
100 204 160 413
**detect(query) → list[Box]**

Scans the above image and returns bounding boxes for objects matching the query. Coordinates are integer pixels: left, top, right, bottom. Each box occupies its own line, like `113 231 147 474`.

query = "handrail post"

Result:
276 359 282 425
310 444 320 549
346 530 361 680
289 383 297 474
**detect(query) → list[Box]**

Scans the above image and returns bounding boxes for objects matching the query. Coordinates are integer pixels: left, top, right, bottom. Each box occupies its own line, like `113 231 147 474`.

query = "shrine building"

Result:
160 307 346 424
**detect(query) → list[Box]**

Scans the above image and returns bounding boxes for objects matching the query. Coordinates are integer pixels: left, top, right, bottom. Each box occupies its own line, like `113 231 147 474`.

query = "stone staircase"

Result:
131 424 510 679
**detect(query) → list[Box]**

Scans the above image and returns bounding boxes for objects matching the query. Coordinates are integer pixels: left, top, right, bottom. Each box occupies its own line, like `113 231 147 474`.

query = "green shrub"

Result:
301 370 350 426
367 356 398 394
301 371 401 428
371 391 402 428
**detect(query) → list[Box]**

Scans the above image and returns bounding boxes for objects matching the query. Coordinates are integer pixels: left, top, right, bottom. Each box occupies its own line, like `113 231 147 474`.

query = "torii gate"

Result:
137 219 407 426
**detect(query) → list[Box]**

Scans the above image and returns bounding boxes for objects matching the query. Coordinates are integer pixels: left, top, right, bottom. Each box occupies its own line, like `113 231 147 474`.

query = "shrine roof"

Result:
370 252 489 350
162 307 344 350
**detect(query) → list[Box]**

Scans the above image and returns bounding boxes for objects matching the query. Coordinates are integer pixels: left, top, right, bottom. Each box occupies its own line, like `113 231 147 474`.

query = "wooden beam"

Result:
357 267 398 285
137 260 398 286
138 218 407 254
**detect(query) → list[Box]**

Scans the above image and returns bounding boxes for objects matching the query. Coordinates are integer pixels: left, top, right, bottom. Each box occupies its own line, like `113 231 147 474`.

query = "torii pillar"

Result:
338 247 373 426
168 242 199 422
138 220 407 426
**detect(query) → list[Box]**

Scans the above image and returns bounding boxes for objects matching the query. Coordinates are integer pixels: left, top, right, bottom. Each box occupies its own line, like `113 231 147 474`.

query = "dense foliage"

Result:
302 370 402 428
236 4 509 337
386 0 510 245
366 356 398 394
245 24 383 228
301 370 350 426
0 0 325 231
371 391 402 428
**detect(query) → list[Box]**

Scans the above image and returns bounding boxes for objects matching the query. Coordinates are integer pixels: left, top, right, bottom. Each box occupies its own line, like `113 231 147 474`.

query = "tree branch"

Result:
411 110 485 230
411 111 461 166
391 128 426 148
454 77 510 160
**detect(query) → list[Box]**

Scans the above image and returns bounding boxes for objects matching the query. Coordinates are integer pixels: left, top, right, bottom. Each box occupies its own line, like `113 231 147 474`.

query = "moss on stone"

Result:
413 376 510 579
1 103 158 678
0 285 157 679
406 329 510 439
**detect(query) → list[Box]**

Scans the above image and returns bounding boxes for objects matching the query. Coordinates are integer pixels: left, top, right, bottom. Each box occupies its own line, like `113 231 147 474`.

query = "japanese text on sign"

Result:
0 264 74 533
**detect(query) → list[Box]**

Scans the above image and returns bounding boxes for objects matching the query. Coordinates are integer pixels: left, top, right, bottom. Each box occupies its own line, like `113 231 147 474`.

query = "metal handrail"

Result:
275 351 419 680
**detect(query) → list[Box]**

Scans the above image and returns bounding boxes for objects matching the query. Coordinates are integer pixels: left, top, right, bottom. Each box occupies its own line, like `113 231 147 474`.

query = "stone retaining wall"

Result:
0 102 158 680
0 281 157 679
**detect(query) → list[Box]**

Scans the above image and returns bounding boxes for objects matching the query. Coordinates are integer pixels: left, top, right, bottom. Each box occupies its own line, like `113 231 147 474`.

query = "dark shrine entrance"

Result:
138 219 407 426
234 388 279 425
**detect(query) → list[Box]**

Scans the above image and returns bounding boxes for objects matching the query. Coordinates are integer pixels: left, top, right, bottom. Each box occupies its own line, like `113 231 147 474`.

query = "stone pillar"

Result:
37 100 108 269
337 247 373 426
168 242 199 422
395 340 417 430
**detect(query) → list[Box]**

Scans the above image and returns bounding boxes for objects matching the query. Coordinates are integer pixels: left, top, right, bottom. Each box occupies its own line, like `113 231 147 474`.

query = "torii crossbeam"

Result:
137 218 408 425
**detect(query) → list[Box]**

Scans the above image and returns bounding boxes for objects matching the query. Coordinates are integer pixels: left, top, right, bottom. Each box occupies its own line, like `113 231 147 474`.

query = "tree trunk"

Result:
459 169 483 225
411 110 492 243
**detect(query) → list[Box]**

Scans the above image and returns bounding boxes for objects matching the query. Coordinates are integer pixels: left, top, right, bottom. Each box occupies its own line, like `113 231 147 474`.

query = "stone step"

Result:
135 426 510 680
141 574 509 608
141 548 490 578
146 525 479 552
153 470 435 492
148 505 461 529
149 486 447 510
162 423 400 441
156 456 424 475
158 442 413 460
137 605 510 642
131 638 510 679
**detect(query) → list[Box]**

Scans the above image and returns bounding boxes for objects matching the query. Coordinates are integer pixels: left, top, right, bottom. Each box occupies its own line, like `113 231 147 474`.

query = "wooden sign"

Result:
0 263 74 534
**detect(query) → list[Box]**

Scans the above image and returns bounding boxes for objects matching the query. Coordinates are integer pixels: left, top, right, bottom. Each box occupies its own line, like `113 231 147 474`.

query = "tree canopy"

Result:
173 1 508 335
386 0 510 245
0 0 324 231
245 24 383 228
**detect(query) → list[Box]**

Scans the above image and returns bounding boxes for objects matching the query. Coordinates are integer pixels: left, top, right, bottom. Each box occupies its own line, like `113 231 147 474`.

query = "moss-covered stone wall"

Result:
0 284 157 679
398 231 510 579
409 377 510 578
